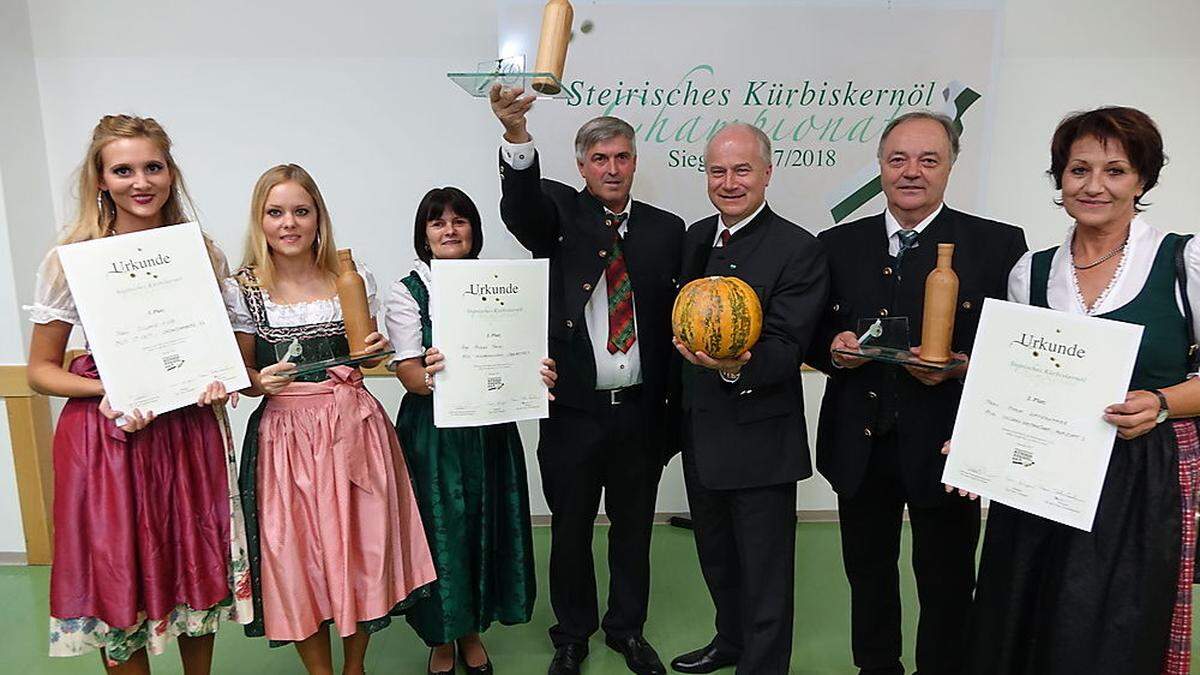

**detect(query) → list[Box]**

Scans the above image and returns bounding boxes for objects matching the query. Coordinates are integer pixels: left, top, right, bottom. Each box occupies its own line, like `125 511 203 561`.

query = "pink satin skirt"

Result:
256 366 436 641
49 354 231 628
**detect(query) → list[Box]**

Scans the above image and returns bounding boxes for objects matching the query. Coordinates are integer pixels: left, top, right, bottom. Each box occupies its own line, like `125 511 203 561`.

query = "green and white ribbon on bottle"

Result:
825 80 981 224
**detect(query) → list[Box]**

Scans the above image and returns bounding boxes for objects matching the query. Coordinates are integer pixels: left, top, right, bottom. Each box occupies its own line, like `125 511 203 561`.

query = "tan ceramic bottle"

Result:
336 249 373 356
919 243 958 363
532 0 573 95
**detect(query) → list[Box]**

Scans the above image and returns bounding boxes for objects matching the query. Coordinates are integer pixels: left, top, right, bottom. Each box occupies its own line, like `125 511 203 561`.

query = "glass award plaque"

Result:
447 55 576 101
274 339 394 378
832 317 965 372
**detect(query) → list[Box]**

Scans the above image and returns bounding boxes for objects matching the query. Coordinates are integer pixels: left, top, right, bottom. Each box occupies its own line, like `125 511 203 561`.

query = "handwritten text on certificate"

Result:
942 299 1143 531
56 223 249 416
431 259 549 428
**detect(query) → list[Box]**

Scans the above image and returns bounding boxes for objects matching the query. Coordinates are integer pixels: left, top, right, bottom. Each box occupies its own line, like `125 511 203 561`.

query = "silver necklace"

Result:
1072 236 1128 270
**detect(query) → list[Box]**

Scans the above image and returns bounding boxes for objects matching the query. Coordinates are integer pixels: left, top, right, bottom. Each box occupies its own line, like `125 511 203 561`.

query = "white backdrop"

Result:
1 0 1199 552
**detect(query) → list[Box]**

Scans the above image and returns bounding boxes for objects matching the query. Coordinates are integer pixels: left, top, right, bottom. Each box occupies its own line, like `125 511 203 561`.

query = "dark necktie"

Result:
719 225 732 247
896 228 919 265
605 212 635 354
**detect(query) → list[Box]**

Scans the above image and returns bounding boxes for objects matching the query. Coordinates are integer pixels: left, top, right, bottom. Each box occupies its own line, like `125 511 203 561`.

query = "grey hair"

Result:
876 111 960 163
706 122 772 165
574 116 637 163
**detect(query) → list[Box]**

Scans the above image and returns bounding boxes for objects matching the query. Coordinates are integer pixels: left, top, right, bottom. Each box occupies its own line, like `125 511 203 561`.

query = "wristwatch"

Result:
1150 389 1170 424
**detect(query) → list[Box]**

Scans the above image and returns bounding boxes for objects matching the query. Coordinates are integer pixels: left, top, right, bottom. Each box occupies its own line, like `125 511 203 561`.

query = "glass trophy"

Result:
832 317 966 371
447 55 576 101
275 338 395 378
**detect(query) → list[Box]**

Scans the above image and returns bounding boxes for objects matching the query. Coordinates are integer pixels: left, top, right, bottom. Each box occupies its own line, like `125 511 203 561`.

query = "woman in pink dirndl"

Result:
223 163 435 675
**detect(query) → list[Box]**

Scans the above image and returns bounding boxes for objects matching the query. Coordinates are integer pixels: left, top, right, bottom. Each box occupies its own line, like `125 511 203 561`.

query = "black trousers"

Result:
682 436 798 675
537 389 663 647
837 430 981 675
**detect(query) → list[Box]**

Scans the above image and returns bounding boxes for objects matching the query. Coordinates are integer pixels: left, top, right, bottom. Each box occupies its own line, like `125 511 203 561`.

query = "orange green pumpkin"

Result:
672 276 763 359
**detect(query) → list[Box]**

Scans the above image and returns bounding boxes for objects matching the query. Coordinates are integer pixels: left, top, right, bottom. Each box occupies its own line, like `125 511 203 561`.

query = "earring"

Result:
96 190 105 213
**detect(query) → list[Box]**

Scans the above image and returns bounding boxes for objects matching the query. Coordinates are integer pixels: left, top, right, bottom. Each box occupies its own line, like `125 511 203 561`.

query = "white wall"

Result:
1 0 1199 551
983 0 1200 247
0 0 58 553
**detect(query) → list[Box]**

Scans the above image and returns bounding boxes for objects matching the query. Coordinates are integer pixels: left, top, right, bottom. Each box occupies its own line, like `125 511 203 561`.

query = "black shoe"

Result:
670 640 739 674
858 665 904 675
427 645 455 675
457 640 493 674
548 643 588 675
606 634 666 675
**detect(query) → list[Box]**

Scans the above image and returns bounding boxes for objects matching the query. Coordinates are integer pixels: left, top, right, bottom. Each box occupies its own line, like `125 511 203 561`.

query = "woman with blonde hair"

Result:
26 114 252 673
223 163 435 675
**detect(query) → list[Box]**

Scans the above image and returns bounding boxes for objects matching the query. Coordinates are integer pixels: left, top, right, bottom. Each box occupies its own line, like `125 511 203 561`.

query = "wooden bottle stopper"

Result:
335 249 374 356
919 243 958 363
532 0 573 95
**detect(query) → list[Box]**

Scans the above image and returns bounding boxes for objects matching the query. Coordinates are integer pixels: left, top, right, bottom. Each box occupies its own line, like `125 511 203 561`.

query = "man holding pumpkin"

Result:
489 84 685 675
672 123 829 674
807 111 1026 675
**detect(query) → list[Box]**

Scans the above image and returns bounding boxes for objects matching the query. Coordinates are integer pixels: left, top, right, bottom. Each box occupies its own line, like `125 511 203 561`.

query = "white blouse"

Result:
221 265 380 334
1007 216 1200 360
383 260 432 366
27 251 80 326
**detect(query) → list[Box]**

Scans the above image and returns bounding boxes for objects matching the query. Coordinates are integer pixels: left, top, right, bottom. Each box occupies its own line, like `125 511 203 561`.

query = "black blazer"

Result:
807 206 1027 505
499 153 685 451
680 205 829 490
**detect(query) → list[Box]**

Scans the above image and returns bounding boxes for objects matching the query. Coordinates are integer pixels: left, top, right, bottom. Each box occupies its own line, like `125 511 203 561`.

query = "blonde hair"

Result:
49 114 226 278
239 164 339 291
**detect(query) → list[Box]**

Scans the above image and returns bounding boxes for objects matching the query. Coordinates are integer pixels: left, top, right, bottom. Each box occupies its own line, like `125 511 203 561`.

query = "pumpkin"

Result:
672 276 763 359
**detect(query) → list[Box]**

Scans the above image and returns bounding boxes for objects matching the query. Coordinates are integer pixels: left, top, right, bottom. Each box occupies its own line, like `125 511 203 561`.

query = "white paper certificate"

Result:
431 259 549 428
57 222 250 416
941 299 1143 531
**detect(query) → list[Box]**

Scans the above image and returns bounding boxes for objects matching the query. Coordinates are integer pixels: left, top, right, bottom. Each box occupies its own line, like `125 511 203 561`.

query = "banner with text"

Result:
497 0 1000 230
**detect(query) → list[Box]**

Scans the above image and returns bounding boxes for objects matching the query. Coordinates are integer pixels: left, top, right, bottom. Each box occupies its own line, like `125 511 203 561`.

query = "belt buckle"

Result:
609 388 622 405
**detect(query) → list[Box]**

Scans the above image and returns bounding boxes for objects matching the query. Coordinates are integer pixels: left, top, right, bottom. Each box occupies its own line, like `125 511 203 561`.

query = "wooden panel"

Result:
0 365 33 397
5 394 54 565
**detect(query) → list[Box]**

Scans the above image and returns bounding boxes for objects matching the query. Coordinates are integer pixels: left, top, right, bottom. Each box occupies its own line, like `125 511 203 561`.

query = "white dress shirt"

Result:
501 137 642 390
884 203 944 256
712 201 767 247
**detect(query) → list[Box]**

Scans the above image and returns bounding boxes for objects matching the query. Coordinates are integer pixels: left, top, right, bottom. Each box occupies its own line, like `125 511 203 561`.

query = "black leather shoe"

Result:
670 640 739 674
548 643 588 675
858 665 904 675
606 634 666 675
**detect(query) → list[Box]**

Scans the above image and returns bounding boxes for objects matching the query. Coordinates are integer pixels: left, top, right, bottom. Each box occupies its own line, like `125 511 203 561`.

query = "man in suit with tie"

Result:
489 84 684 675
807 111 1026 675
671 123 829 675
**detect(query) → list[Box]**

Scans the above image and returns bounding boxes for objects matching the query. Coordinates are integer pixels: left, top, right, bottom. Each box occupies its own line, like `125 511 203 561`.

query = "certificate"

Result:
57 222 250 416
941 299 1143 531
431 259 549 428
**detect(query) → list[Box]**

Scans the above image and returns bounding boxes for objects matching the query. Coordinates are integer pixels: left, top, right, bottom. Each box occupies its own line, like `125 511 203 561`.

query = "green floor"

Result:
1 523 1198 674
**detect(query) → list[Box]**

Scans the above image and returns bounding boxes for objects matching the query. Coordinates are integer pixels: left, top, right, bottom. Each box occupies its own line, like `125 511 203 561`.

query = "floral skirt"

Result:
48 354 252 664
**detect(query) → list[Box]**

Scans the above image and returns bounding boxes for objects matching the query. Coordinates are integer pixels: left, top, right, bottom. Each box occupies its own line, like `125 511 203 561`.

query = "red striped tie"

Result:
605 213 635 354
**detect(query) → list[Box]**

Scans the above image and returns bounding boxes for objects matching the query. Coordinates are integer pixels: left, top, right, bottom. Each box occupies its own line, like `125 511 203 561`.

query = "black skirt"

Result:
965 422 1182 675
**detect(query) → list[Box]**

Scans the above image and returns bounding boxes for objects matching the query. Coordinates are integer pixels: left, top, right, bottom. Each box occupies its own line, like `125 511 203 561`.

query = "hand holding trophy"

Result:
448 0 577 102
489 84 535 143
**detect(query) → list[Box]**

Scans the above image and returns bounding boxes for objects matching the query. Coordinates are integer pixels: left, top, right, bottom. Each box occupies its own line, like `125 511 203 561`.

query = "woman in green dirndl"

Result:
384 187 555 674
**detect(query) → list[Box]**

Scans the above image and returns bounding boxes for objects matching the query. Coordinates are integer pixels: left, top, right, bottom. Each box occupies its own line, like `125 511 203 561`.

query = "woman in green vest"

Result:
383 187 555 674
958 107 1200 674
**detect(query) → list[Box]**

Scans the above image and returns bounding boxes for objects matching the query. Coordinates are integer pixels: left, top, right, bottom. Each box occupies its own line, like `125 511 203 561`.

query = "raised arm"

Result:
490 83 562 256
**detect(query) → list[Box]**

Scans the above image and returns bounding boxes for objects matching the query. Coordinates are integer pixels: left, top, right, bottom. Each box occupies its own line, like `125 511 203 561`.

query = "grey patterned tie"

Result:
896 229 919 266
